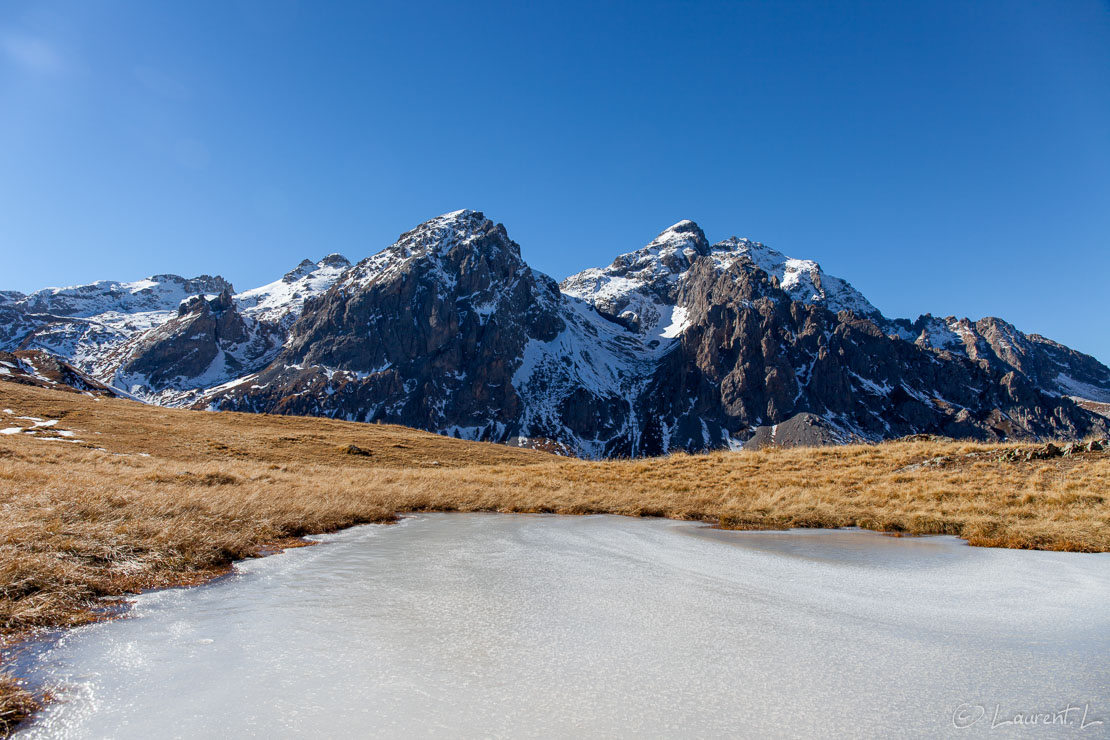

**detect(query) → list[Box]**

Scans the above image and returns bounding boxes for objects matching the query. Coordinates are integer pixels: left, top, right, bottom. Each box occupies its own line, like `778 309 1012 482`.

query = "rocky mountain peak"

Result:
341 210 525 292
559 220 711 330
398 209 514 260
647 219 710 253
701 237 881 319
282 259 318 282
214 210 567 438
13 273 234 319
615 220 711 273
178 289 235 317
318 253 351 268
281 254 352 283
148 274 235 297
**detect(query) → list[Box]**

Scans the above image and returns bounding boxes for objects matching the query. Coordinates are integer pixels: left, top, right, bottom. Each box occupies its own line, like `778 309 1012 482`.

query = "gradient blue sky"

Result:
2 1 1109 361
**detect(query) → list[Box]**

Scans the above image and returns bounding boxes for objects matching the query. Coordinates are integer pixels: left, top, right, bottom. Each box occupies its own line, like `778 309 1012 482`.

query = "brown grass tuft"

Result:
0 672 38 737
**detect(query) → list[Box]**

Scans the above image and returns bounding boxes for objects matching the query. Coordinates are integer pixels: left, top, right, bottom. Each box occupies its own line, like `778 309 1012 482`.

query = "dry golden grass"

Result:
0 672 37 737
1 381 1108 731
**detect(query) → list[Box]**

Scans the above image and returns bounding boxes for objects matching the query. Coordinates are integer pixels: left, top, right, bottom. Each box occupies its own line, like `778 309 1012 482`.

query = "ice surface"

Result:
18 514 1110 739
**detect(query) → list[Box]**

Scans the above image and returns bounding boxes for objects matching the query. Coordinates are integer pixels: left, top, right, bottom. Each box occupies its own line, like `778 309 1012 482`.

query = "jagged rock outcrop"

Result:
891 313 1110 402
5 210 1108 456
742 413 856 450
111 289 280 398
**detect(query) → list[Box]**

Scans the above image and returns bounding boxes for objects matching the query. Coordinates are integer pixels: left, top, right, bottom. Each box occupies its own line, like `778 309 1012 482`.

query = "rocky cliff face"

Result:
109 290 280 403
629 258 1100 454
5 210 1108 456
891 314 1110 403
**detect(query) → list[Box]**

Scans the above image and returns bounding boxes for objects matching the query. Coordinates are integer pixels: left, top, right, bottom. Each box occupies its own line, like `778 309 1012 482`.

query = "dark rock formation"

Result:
741 412 855 450
630 258 1105 453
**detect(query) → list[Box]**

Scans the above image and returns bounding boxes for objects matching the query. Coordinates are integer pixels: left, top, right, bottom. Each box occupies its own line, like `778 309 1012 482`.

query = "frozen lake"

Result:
17 514 1110 738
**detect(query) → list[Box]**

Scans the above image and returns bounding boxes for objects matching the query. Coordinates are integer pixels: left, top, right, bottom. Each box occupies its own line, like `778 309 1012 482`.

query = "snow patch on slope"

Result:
1054 373 1110 405
235 255 351 327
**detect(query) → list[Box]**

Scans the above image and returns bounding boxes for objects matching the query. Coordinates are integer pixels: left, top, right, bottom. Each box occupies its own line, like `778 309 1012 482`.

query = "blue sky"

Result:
2 1 1109 361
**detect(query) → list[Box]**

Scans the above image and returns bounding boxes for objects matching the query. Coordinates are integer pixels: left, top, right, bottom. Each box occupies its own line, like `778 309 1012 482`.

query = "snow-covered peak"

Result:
643 220 710 255
318 253 350 268
396 209 501 259
283 259 318 281
275 253 351 284
342 210 517 290
608 221 710 277
707 237 879 317
559 225 705 340
562 223 881 338
235 255 352 327
16 274 234 318
439 208 479 221
561 221 709 317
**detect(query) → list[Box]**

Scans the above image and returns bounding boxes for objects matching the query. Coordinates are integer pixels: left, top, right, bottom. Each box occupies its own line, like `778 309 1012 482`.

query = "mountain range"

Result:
3 209 1108 456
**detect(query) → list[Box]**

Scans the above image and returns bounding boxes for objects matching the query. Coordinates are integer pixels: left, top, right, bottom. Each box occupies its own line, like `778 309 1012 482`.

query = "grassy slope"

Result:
1 381 1108 729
